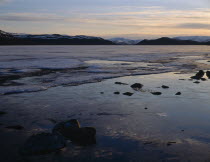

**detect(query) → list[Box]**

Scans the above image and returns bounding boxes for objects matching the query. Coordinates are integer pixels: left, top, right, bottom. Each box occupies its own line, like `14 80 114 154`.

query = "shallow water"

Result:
1 46 210 161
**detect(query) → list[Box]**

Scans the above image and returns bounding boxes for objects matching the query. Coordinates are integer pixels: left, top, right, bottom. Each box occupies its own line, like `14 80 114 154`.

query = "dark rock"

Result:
53 120 96 145
162 85 169 89
201 78 207 81
151 92 162 95
143 141 153 145
115 82 128 85
144 107 148 110
53 119 80 133
175 92 181 95
131 83 143 90
58 127 96 145
21 133 66 155
100 92 104 94
0 111 7 116
179 79 186 80
114 92 120 94
191 70 205 80
97 112 112 116
47 118 57 124
206 71 210 79
123 92 133 96
194 81 200 84
6 125 24 130
167 141 176 146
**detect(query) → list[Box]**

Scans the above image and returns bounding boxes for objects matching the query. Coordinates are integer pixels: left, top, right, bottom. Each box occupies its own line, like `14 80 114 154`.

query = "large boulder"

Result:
53 119 96 145
21 133 66 155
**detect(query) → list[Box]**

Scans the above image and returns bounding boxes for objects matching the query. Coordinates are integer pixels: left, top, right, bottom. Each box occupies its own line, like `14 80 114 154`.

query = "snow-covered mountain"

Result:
174 36 210 42
109 37 141 45
0 30 114 45
11 33 103 40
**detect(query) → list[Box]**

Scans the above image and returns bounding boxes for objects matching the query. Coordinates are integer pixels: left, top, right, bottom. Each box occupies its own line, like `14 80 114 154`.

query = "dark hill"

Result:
137 37 203 45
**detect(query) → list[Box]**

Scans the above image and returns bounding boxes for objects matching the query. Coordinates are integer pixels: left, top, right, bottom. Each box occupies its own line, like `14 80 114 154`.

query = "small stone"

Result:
175 92 181 95
151 92 162 95
201 78 207 81
167 141 176 146
193 81 200 84
131 83 143 90
100 92 104 94
0 111 7 116
114 92 120 95
162 85 169 89
145 107 148 110
115 82 128 85
6 125 24 130
123 92 133 96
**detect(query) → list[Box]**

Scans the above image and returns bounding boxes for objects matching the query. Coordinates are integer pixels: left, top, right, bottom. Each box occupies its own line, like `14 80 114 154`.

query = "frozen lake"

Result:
1 45 210 161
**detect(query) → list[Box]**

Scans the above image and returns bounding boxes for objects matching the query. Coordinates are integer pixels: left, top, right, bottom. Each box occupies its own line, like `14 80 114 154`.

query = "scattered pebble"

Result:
201 78 207 81
114 92 120 95
115 82 128 85
193 81 200 84
176 92 181 95
0 111 7 116
162 85 169 89
6 125 24 130
167 141 176 146
151 92 162 95
144 141 153 145
123 92 133 96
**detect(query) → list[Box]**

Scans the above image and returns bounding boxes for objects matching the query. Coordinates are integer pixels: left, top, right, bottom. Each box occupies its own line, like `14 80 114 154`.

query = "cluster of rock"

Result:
20 119 96 156
113 82 181 96
191 70 210 80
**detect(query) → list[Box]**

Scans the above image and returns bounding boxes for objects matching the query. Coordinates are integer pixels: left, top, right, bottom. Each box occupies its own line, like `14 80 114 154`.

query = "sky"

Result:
0 0 210 39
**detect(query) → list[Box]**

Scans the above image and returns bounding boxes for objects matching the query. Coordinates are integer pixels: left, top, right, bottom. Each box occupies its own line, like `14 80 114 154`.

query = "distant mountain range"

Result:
109 37 141 45
137 37 209 45
1 29 210 45
174 36 210 42
110 36 210 45
0 30 114 45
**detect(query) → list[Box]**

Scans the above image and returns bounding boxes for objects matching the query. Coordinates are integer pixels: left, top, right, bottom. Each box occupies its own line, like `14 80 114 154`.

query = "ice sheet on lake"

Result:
0 45 210 95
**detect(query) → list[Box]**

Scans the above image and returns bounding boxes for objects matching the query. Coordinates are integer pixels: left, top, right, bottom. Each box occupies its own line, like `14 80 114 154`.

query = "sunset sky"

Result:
0 0 210 39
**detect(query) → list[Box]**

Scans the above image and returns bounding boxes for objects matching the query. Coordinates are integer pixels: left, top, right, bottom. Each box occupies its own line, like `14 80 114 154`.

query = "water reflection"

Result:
1 72 210 161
